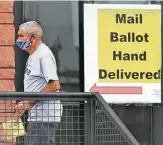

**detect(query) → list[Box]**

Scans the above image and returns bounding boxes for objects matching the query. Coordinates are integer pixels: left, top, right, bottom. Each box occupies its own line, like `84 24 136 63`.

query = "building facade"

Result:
0 1 162 145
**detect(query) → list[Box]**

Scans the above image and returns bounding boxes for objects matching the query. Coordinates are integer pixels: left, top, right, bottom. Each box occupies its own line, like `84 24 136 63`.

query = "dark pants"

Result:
16 111 28 145
24 122 59 145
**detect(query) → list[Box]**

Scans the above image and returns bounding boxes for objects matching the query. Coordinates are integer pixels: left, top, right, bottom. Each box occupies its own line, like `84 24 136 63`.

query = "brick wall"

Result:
0 1 16 144
0 1 15 91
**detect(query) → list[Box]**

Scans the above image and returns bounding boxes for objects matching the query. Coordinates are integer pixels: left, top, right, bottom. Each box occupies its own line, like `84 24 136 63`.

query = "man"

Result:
15 21 62 145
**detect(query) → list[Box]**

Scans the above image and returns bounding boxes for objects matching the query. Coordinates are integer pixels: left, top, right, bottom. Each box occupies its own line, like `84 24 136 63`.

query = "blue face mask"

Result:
16 40 32 50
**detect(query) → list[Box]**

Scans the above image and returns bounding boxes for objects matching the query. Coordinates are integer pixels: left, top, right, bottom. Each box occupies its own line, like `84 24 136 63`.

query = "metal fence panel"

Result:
95 102 129 145
0 100 87 145
0 93 140 145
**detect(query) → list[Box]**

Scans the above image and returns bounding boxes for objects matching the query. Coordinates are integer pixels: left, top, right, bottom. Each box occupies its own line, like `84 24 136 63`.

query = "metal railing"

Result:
0 92 140 145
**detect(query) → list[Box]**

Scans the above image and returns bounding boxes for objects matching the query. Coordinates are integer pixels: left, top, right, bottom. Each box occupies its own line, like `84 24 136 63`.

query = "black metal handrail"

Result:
0 92 92 100
0 92 140 145
94 93 140 145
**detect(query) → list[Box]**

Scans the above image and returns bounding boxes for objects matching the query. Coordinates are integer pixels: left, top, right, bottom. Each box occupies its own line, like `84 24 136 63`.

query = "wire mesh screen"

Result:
95 102 129 145
0 100 86 145
0 97 139 145
56 101 86 145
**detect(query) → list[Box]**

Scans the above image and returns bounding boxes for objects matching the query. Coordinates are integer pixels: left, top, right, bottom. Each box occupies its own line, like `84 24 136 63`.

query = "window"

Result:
23 1 80 92
112 105 151 145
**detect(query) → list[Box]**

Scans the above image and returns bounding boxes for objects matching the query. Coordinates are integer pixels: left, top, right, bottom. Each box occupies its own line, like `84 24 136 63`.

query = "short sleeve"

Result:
41 55 59 83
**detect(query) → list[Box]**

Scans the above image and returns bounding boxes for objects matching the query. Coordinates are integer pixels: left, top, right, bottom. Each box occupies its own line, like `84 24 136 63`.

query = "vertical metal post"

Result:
85 99 95 145
84 100 90 145
90 99 95 145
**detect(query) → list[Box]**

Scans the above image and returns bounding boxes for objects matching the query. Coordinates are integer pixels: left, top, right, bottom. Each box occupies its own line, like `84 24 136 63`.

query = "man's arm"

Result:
15 53 59 117
41 80 60 92
23 80 60 104
16 80 60 109
14 80 60 119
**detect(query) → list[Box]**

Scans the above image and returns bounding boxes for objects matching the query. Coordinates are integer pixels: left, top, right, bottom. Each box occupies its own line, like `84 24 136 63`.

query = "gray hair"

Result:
19 21 43 38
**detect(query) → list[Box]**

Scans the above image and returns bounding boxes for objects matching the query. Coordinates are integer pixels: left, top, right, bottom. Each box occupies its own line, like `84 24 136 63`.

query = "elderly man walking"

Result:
15 21 62 145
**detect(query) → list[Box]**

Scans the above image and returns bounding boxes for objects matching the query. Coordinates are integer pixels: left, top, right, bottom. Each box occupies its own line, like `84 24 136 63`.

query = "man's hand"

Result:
14 101 33 122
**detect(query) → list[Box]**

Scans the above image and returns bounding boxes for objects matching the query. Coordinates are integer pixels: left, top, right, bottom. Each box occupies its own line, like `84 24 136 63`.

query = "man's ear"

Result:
31 38 36 43
31 36 36 43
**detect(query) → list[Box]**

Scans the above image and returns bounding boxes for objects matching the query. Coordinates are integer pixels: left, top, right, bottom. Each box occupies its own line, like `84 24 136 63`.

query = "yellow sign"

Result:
3 119 26 140
98 9 161 83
